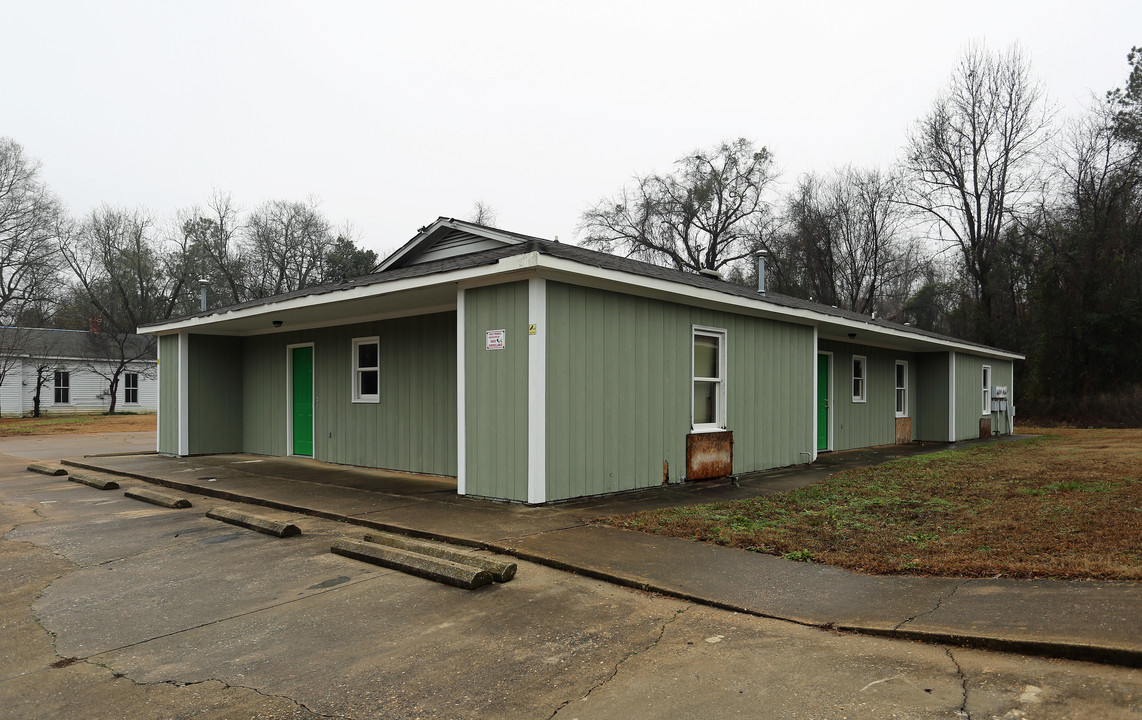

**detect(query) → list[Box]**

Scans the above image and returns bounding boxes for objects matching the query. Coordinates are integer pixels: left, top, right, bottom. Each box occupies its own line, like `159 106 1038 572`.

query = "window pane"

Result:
853 358 864 379
896 388 905 414
358 342 378 369
694 335 719 378
896 363 905 388
693 381 717 424
853 378 862 398
359 370 378 396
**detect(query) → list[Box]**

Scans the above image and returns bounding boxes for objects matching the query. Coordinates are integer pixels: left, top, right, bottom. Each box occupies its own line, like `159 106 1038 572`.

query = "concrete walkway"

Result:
62 441 1141 668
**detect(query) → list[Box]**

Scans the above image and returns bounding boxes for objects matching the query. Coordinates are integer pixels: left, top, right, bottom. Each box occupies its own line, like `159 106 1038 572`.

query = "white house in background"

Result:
0 327 157 416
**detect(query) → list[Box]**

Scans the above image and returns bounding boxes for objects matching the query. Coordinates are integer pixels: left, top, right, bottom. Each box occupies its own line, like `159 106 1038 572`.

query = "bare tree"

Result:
180 191 246 307
469 201 498 228
0 139 64 324
243 199 334 298
60 207 193 412
579 138 776 273
903 42 1054 343
766 167 921 316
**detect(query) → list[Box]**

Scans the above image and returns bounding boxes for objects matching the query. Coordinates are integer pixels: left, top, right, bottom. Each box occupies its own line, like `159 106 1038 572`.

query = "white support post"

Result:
456 289 466 495
178 331 189 456
155 338 162 452
527 278 547 505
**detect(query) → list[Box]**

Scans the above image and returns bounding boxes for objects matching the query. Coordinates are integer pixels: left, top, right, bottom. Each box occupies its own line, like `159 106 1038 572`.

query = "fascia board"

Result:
140 252 541 336
531 254 1025 361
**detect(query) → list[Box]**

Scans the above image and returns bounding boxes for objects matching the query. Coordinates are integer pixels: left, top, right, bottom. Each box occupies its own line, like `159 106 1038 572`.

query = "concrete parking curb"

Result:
362 531 516 582
207 507 301 537
67 471 119 490
28 462 67 476
124 487 192 509
332 538 494 590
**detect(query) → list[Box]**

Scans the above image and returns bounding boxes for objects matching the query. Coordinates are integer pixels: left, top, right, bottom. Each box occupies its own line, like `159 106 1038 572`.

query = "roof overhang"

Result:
141 247 1024 361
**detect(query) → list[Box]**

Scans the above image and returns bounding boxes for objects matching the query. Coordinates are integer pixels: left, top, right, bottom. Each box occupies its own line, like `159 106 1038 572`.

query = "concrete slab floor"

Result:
3 459 1141 719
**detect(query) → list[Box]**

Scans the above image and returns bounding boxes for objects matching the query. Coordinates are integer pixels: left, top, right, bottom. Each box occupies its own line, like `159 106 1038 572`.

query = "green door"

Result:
291 346 314 457
817 354 829 451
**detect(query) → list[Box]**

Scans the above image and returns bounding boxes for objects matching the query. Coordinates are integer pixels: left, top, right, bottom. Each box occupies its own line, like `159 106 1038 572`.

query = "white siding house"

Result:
0 328 157 416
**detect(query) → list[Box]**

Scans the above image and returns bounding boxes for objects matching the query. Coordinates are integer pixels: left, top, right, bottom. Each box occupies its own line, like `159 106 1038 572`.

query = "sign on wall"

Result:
486 329 506 350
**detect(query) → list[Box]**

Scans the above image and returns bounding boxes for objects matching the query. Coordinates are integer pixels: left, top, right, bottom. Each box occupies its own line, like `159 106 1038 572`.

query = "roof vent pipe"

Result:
198 279 209 312
757 251 767 294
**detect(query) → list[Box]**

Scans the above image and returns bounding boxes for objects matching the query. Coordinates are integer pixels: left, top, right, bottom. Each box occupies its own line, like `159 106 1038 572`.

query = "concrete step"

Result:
362 531 516 582
331 538 493 590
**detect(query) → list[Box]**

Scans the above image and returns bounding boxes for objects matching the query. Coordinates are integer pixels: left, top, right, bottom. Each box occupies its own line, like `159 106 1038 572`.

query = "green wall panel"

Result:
188 334 245 454
240 312 457 474
158 334 179 454
464 282 529 502
915 352 951 442
818 340 917 451
953 354 1013 440
545 283 814 502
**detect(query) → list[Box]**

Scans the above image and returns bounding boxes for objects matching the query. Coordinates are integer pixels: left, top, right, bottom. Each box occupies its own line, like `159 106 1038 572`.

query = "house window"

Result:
982 365 992 416
352 337 380 403
852 355 867 403
895 361 908 418
692 326 727 430
54 371 70 404
124 372 139 404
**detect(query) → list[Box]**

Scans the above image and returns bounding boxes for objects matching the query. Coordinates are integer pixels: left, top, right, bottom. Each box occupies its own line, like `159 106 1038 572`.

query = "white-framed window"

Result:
895 360 908 418
982 365 992 416
852 355 867 403
54 370 70 404
691 326 727 430
352 336 380 403
124 372 139 404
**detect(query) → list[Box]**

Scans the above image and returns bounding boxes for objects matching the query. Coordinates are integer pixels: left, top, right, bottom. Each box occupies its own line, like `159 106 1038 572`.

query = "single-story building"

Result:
0 327 157 416
140 218 1020 504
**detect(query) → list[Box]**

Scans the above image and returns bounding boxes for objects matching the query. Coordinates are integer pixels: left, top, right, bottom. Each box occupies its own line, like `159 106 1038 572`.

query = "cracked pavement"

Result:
3 450 1142 718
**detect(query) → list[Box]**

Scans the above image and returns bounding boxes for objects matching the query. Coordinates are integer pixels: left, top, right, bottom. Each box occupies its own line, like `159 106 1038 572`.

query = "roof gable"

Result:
377 217 537 271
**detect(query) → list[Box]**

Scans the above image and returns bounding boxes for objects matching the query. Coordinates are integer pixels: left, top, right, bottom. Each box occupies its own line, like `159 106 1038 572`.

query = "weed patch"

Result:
597 428 1142 581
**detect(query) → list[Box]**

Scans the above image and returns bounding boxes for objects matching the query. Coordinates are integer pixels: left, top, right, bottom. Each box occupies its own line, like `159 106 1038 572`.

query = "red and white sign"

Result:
486 329 506 350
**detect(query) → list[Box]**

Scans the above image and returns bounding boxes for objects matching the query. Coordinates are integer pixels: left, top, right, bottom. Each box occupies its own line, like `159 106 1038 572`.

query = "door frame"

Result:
817 351 833 453
286 342 315 458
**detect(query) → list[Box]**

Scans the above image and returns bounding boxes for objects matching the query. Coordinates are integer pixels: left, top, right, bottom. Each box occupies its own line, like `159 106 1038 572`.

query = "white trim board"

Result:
526 278 547 505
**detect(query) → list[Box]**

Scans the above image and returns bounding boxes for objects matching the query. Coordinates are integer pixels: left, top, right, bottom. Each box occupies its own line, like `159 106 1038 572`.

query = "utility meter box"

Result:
992 386 1008 399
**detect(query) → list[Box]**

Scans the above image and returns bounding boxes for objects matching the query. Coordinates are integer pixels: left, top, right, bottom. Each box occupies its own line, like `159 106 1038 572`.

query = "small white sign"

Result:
486 329 506 350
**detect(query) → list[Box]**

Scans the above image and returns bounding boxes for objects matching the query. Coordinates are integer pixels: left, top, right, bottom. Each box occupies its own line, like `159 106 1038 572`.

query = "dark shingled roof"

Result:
0 327 156 361
143 225 1018 357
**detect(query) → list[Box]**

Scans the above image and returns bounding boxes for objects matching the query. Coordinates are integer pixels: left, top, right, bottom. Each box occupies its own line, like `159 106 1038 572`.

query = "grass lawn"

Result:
597 428 1142 581
0 413 156 437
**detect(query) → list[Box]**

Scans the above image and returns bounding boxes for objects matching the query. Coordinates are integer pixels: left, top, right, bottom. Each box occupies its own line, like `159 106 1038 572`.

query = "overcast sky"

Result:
5 1 1140 258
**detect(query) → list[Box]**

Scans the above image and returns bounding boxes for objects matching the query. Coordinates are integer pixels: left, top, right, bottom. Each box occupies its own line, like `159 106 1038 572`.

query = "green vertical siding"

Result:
240 312 457 474
187 334 245 454
158 334 179 454
954 354 1013 440
818 340 917 451
464 282 529 501
545 283 814 502
915 352 950 442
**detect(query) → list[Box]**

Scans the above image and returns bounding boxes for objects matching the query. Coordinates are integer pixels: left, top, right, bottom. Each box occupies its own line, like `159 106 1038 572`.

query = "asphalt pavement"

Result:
55 435 1142 668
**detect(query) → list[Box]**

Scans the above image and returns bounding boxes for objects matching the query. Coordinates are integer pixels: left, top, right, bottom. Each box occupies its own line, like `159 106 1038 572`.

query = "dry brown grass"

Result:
0 413 156 437
598 428 1142 581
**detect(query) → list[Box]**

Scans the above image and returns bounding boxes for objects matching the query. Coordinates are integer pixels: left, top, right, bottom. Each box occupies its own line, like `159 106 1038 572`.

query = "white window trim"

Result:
351 336 380 403
124 372 140 404
895 360 908 418
53 370 71 405
982 365 992 416
852 355 867 403
691 325 728 432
